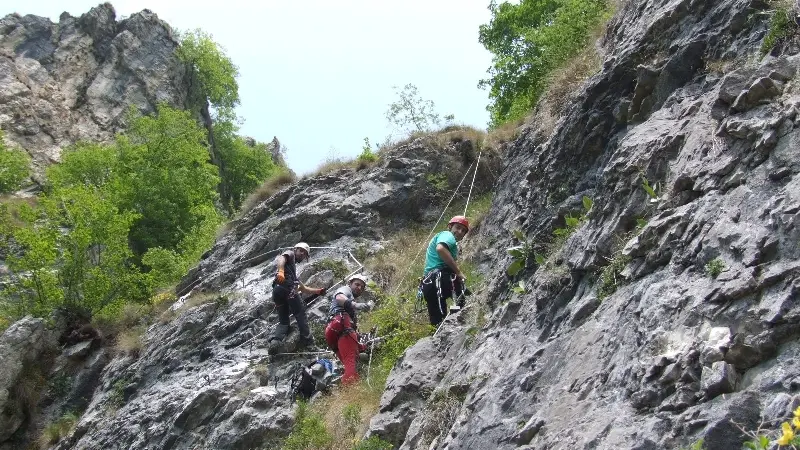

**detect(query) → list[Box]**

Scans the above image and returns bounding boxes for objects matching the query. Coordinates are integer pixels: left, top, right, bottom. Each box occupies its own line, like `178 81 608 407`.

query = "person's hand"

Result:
275 270 285 284
456 271 466 283
317 287 326 296
366 300 375 310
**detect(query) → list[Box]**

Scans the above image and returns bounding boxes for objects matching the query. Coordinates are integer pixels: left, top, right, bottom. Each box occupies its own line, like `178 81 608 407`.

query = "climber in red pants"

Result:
324 273 374 384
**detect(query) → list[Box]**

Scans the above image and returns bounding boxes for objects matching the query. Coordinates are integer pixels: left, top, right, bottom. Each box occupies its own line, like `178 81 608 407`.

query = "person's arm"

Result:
299 283 325 295
437 243 465 281
335 293 350 306
275 255 286 283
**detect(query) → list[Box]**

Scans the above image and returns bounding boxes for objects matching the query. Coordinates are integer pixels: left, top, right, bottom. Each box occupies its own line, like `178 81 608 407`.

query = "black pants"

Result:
421 269 464 326
270 285 311 342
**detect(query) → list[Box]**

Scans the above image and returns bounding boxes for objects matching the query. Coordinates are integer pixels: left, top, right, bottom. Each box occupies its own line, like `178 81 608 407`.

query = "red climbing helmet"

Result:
448 215 470 231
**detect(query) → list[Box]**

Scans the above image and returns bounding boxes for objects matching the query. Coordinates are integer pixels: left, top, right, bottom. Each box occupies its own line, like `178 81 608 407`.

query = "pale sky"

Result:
3 1 494 175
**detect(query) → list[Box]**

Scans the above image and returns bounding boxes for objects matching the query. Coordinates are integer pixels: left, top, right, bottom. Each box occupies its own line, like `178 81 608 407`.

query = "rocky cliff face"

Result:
366 1 800 449
0 3 190 182
3 0 800 449
0 136 495 450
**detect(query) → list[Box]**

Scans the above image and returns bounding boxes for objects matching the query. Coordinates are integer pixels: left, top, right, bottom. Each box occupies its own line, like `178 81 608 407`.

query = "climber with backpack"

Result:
421 216 469 326
268 242 327 350
324 273 374 384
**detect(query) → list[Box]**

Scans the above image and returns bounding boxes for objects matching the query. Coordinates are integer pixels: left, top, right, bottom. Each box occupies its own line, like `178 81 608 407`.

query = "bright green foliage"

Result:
478 0 609 126
358 137 379 164
213 120 279 212
386 83 442 133
0 132 30 193
177 29 240 110
1 186 147 320
507 229 534 277
761 8 794 55
641 175 658 199
597 252 630 300
113 105 222 254
705 258 726 279
283 401 332 450
354 436 394 450
1 105 225 325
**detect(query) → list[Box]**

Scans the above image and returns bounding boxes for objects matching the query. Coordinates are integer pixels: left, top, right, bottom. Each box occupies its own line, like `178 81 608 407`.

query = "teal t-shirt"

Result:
423 231 458 275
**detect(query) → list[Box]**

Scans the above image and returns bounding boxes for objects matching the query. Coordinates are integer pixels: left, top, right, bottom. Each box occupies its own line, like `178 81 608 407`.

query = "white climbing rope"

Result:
464 151 483 216
390 155 483 297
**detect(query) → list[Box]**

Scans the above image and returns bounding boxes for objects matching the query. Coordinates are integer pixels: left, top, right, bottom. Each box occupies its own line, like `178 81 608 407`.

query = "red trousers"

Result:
325 313 364 384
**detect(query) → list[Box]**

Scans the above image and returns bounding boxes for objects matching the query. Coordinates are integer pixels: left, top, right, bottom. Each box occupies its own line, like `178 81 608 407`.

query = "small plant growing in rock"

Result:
507 229 534 276
312 258 349 280
357 137 379 169
738 405 800 448
353 436 394 450
511 280 527 294
597 253 631 300
38 412 79 446
553 196 593 240
705 258 726 279
761 7 797 55
426 172 449 192
641 175 659 201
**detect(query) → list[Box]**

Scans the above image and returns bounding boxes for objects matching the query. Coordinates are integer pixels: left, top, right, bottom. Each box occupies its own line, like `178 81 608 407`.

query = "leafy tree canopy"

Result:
177 29 240 111
479 0 608 126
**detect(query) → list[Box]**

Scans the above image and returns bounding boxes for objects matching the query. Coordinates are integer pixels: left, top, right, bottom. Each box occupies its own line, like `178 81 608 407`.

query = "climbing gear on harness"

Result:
390 151 483 296
448 215 470 231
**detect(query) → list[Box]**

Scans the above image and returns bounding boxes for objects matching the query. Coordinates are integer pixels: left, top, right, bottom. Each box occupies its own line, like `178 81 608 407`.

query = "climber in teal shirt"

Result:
421 216 469 326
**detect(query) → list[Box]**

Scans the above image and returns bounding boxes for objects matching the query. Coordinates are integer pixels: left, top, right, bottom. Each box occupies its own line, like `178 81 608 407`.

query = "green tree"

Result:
1 186 147 320
177 29 240 111
213 120 279 212
0 132 31 194
386 83 442 133
115 105 222 254
478 0 608 126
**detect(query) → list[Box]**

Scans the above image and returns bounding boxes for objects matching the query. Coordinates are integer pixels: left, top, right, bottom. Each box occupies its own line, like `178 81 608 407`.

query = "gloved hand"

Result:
275 270 285 284
317 287 326 296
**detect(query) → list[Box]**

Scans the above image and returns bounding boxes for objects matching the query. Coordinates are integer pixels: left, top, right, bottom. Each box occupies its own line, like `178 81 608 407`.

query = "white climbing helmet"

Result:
348 273 368 285
294 242 311 258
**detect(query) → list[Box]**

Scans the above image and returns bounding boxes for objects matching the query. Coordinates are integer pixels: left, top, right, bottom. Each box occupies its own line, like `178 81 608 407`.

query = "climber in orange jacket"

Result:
268 242 326 349
324 273 374 384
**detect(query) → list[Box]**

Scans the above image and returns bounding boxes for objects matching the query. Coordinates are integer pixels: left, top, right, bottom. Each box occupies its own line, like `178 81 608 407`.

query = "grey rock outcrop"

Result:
0 317 57 444
0 3 190 181
366 1 800 449
39 136 496 450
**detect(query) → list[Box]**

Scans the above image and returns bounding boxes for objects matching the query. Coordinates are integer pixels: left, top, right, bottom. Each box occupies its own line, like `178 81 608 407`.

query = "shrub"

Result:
283 401 333 450
0 132 30 194
479 0 610 126
761 8 795 55
705 258 726 279
597 253 631 300
354 436 394 450
39 412 79 446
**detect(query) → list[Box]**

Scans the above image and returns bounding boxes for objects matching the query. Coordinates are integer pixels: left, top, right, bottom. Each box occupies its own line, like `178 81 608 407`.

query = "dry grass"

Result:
311 382 385 449
531 44 603 138
239 170 297 216
485 118 524 151
38 412 79 448
115 324 147 357
704 58 735 75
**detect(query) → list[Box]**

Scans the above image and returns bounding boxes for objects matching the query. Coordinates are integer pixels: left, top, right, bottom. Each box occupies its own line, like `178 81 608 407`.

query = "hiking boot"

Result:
267 338 284 355
297 336 317 351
